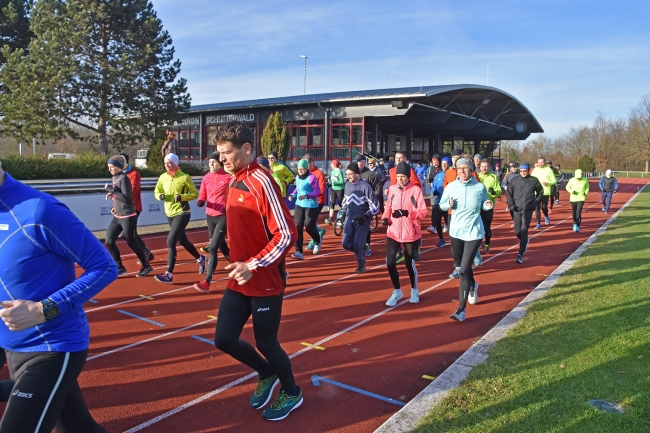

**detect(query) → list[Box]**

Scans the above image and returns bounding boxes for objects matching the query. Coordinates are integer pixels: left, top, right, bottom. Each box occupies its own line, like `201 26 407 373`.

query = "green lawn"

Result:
416 188 650 433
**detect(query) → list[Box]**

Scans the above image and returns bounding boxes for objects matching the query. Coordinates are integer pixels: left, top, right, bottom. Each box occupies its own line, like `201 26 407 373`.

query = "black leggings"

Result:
167 213 200 272
294 206 321 253
571 201 585 227
450 237 482 311
105 215 148 267
205 214 230 283
134 212 148 252
513 209 534 255
480 208 494 246
0 350 107 433
329 189 344 209
535 195 550 223
386 238 418 290
431 206 445 240
214 288 297 394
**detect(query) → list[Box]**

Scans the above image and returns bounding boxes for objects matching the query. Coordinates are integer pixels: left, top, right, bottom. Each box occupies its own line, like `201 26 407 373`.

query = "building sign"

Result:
174 117 201 126
206 113 255 125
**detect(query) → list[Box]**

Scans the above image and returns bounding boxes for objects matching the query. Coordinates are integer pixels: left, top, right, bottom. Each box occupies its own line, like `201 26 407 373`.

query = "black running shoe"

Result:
137 266 153 277
117 265 127 275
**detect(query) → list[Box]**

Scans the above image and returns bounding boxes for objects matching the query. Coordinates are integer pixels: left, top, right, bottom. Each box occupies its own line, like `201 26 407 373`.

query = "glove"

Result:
432 190 438 197
337 211 346 221
174 194 182 202
381 218 391 226
298 195 307 200
355 214 371 225
391 209 409 218
197 200 205 207
572 190 579 195
488 188 495 195
158 193 165 200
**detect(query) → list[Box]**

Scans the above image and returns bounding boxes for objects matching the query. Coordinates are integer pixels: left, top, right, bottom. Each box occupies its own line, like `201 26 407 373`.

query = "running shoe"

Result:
250 374 279 409
427 225 437 234
154 272 173 283
354 264 367 274
473 250 482 266
386 289 403 307
534 223 541 230
313 236 323 254
412 248 420 261
442 223 449 233
449 267 460 279
556 199 560 205
572 223 578 232
436 239 446 248
545 216 550 226
136 266 153 278
318 227 326 238
365 243 371 257
395 249 404 264
468 282 479 305
483 244 490 254
409 288 420 304
199 244 210 253
576 225 580 232
305 241 315 251
515 254 523 264
262 387 303 421
197 255 206 274
117 264 127 275
602 206 606 212
193 280 210 293
291 251 304 260
138 248 155 265
450 309 466 322
324 218 332 225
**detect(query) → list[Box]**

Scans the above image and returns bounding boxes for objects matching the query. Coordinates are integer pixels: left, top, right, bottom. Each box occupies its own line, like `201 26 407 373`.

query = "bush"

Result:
577 155 596 173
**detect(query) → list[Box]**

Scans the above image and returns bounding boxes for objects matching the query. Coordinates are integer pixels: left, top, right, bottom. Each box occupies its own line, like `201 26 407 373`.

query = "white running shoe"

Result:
386 289 403 307
442 223 449 233
313 237 323 254
409 288 420 304
468 282 479 305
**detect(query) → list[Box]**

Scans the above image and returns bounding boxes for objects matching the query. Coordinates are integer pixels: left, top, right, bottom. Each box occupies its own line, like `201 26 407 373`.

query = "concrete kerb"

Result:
374 183 648 433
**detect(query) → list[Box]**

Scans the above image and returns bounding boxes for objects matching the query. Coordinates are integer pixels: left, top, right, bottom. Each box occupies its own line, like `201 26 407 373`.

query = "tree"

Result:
261 112 289 161
0 0 190 154
628 94 650 172
0 0 33 65
499 140 521 165
577 154 596 173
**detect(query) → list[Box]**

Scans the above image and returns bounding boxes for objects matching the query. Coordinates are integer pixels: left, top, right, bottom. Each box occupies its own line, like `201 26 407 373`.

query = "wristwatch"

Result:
41 298 60 321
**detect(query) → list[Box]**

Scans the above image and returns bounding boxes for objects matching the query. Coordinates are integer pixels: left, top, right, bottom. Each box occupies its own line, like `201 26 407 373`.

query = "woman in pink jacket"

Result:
194 152 231 293
381 162 429 307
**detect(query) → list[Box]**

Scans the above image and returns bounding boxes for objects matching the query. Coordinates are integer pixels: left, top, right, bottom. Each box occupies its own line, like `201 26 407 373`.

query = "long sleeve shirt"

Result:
108 171 136 217
341 179 379 221
309 166 327 205
198 169 231 217
439 177 491 241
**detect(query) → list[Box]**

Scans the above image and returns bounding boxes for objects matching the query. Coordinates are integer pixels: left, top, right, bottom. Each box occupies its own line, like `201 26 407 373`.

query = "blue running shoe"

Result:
154 272 172 284
197 255 206 274
473 250 482 266
534 223 541 230
250 374 279 410
449 267 460 279
545 216 550 226
572 223 577 232
305 241 315 251
436 239 446 248
262 387 303 421
576 225 580 232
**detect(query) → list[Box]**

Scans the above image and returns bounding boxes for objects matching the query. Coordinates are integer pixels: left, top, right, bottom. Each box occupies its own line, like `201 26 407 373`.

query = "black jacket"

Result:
360 167 383 198
106 172 136 216
506 174 543 212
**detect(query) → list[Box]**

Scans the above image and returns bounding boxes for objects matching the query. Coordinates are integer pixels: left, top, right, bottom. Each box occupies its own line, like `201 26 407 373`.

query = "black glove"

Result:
488 188 495 195
355 214 371 225
391 209 409 218
158 193 165 200
174 194 182 202
381 218 391 226
572 190 579 195
298 195 307 200
197 200 205 207
432 190 438 197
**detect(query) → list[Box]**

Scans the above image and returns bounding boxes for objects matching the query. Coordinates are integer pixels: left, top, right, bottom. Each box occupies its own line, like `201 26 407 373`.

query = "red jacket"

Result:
198 169 231 217
125 168 142 213
388 166 421 188
226 160 297 296
309 166 326 205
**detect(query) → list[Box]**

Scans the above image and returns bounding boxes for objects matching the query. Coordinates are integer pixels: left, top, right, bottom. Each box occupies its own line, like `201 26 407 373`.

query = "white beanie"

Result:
605 169 613 176
164 153 179 166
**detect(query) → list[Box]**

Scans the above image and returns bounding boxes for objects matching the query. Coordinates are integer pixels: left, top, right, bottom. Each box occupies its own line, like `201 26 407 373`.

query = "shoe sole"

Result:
291 255 304 260
252 378 279 410
263 396 303 421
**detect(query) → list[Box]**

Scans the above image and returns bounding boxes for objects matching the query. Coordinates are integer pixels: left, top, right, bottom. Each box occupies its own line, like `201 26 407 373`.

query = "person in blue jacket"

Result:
439 157 492 322
289 159 322 259
599 169 619 214
429 157 450 247
0 160 117 433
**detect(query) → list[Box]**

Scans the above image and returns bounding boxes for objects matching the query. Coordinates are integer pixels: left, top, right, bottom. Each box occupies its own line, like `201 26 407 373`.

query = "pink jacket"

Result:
198 169 231 216
382 182 428 243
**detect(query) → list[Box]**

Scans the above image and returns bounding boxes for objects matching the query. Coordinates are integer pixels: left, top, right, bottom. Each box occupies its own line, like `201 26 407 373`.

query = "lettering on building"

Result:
174 117 201 126
206 114 255 125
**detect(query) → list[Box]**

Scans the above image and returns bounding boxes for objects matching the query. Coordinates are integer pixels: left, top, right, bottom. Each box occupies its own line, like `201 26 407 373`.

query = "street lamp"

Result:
300 55 307 95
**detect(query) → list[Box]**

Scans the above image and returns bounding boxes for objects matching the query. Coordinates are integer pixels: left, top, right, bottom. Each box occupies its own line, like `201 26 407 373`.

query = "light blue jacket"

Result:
290 173 320 208
439 177 490 241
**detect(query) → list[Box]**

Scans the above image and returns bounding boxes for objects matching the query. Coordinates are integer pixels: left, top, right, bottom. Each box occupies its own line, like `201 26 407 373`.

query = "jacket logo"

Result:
238 194 244 203
257 307 270 312
12 389 33 398
0 224 9 231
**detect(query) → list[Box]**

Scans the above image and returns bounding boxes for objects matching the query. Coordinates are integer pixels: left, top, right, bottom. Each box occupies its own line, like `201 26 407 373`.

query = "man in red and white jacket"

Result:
213 121 302 422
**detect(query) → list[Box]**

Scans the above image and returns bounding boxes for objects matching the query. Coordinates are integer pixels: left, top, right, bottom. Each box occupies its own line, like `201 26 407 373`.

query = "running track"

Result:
2 178 646 432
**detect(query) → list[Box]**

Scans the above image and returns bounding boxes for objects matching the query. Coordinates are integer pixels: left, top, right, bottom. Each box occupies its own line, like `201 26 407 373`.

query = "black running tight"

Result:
166 213 200 272
385 238 418 290
205 214 230 283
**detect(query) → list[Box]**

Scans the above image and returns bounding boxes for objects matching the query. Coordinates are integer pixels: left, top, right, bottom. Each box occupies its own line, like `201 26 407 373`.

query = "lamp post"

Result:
300 55 307 95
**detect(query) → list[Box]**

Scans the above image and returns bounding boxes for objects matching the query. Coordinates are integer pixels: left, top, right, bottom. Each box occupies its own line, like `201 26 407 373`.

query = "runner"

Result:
267 151 294 198
599 169 618 214
429 157 449 247
153 153 205 284
547 161 562 210
473 154 483 172
104 154 153 277
531 158 556 229
212 121 301 421
478 159 502 253
325 159 345 225
501 161 519 223
565 169 590 232
289 159 322 259
382 162 428 306
426 154 443 234
258 157 285 196
304 155 327 251
193 152 231 293
338 162 379 274
385 151 421 195
120 153 154 264
368 157 387 186
438 157 492 322
506 162 544 264
355 154 383 256
0 159 116 433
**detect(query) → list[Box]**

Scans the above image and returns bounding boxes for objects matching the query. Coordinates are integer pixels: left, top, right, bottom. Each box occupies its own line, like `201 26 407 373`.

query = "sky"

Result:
151 0 650 139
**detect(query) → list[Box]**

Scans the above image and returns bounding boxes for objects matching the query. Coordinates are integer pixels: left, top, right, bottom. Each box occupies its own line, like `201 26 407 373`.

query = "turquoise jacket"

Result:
289 173 320 208
439 177 491 241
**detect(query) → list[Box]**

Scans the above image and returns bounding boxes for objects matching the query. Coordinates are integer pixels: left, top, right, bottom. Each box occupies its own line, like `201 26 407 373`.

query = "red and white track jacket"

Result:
226 160 297 296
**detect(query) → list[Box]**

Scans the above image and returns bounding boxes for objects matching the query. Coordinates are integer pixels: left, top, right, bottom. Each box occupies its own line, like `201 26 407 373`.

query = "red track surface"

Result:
5 179 646 433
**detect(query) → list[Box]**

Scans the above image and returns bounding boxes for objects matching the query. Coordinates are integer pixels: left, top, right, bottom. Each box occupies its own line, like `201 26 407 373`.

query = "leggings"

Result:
450 237 482 311
214 288 297 395
480 208 494 246
134 212 148 252
430 205 445 240
571 201 585 227
206 214 230 283
166 213 200 272
329 189 344 213
0 350 107 433
293 206 321 253
535 195 550 223
386 238 418 290
513 209 534 255
105 215 148 267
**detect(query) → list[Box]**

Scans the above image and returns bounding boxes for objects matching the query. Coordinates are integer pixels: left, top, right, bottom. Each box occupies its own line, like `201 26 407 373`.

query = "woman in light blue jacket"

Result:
439 157 492 322
289 159 322 259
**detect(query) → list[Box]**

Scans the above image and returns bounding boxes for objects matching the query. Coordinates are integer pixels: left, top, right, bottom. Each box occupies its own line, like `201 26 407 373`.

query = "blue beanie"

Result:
441 157 451 164
520 162 530 170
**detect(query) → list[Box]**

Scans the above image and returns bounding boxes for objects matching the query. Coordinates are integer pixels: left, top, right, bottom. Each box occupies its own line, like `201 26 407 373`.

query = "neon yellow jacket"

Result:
478 172 503 204
565 172 589 202
154 169 198 217
271 162 295 197
531 166 557 196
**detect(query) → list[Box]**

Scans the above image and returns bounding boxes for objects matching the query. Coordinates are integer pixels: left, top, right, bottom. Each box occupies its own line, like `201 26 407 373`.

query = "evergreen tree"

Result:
577 154 596 173
0 0 33 65
0 0 190 154
261 112 289 161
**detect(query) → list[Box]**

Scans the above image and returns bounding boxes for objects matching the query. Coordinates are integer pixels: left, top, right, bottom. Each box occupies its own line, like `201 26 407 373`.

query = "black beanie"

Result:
119 153 130 165
209 151 220 161
396 162 410 176
451 149 462 157
432 154 440 161
347 162 360 174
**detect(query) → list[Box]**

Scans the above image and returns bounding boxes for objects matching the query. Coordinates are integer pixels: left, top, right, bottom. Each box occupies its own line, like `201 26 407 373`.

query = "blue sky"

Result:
151 0 649 138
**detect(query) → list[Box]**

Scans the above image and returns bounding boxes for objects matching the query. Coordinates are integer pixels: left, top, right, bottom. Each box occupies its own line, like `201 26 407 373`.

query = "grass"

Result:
415 188 650 433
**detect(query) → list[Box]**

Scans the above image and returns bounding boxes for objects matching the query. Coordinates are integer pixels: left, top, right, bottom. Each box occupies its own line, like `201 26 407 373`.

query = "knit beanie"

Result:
209 152 220 161
441 156 451 164
164 153 179 167
298 159 309 169
575 169 583 179
519 162 530 170
396 162 410 176
451 149 462 157
456 157 474 171
347 162 360 174
257 157 270 169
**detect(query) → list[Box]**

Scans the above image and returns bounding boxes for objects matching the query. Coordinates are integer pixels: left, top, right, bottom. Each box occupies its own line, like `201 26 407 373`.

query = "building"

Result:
167 84 542 168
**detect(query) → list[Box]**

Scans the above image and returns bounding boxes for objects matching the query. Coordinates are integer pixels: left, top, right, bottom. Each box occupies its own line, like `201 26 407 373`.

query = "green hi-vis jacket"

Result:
531 166 557 196
154 169 198 217
565 175 590 202
478 172 503 204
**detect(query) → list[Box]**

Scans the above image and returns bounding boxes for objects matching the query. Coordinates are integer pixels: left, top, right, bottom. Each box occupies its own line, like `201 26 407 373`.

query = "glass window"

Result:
178 131 189 158
292 127 307 146
309 147 323 158
464 141 475 156
190 131 200 158
351 117 363 123
332 147 350 159
292 147 307 159
352 125 362 145
332 125 350 145
442 140 453 155
309 127 322 146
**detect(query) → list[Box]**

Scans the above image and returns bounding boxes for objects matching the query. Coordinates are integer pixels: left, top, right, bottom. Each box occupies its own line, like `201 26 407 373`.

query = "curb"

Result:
374 183 647 433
